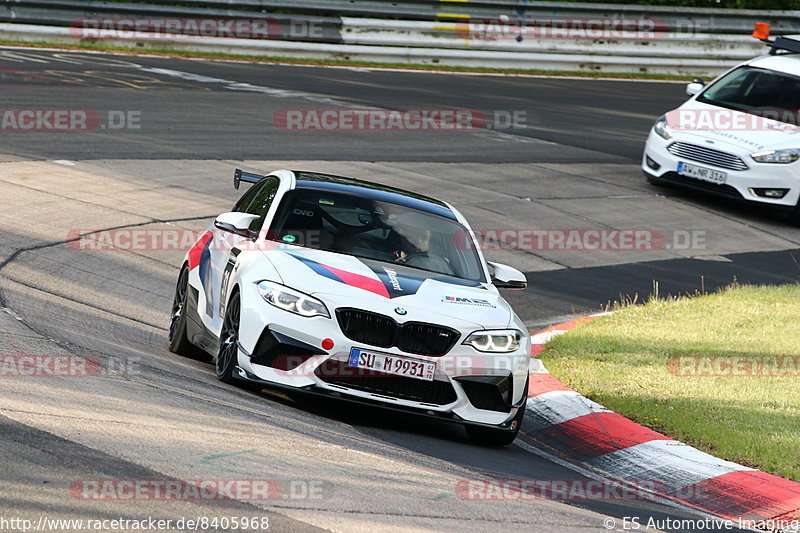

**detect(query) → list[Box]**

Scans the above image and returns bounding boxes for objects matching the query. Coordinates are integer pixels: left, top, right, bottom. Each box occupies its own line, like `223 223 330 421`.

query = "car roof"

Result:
291 171 457 220
748 52 800 78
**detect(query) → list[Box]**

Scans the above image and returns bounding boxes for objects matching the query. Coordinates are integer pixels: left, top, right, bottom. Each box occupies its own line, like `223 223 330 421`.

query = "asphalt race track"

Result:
2 47 799 533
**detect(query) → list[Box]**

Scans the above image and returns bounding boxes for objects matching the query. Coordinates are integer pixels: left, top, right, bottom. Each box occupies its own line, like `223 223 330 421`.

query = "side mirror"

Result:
214 212 261 239
686 78 705 96
487 261 527 290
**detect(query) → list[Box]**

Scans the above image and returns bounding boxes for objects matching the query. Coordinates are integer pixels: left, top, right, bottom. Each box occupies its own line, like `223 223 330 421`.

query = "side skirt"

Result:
186 285 219 357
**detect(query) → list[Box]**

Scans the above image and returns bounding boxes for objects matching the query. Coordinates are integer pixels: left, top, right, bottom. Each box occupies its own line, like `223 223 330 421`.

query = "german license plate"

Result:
348 348 435 381
677 161 727 184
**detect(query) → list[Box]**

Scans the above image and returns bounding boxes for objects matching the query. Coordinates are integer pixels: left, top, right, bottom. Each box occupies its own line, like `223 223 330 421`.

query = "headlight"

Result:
463 330 522 353
751 149 800 164
256 281 330 318
653 115 672 140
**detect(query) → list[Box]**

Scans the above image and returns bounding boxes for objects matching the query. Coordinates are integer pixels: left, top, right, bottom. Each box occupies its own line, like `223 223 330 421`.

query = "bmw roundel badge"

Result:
394 307 407 316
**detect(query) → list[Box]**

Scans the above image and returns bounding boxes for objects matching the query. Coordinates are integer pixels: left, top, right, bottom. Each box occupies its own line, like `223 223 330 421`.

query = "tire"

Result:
466 382 528 446
168 267 197 356
216 289 241 384
215 290 264 392
788 204 800 227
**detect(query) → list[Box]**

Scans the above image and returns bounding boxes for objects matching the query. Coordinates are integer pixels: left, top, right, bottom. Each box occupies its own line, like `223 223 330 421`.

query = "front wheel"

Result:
216 290 241 384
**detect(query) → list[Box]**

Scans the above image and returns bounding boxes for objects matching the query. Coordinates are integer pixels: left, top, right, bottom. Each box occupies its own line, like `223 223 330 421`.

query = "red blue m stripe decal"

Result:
286 252 390 298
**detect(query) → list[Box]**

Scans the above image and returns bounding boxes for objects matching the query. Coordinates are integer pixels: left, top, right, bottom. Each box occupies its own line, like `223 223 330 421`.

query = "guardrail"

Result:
340 18 768 59
0 0 343 43
5 0 800 27
4 0 798 30
1 0 798 76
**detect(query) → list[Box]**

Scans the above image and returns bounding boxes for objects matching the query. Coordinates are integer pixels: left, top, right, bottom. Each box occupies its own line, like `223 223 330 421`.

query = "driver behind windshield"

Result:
391 228 431 263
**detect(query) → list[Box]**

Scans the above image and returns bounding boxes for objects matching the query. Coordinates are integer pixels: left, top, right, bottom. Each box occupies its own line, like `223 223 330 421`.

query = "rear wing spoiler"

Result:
233 168 264 189
752 23 800 55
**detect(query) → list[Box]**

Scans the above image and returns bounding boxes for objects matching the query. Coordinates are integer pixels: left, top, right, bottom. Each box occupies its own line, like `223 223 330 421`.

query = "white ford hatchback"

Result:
643 26 800 224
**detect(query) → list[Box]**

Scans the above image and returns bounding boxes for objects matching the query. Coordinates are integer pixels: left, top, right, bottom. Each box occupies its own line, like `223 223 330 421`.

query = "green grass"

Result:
0 39 696 81
542 284 800 482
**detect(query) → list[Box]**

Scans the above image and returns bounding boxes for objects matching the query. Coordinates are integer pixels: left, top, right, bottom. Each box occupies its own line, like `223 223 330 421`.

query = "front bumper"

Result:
236 365 527 433
236 284 530 428
642 130 800 209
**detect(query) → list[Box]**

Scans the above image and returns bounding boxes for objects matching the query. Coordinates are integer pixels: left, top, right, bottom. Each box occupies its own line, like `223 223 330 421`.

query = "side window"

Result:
243 178 280 231
232 179 265 213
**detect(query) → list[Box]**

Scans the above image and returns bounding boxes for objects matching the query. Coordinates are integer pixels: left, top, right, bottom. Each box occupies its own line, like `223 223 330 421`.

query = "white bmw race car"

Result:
643 27 800 224
169 169 531 445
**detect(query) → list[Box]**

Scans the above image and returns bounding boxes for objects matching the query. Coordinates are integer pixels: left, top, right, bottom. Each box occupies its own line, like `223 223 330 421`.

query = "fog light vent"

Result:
645 155 661 171
749 188 789 199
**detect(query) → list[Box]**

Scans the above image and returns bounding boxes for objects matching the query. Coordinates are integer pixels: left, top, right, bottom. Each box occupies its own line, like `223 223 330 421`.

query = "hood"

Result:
670 100 800 154
262 246 513 328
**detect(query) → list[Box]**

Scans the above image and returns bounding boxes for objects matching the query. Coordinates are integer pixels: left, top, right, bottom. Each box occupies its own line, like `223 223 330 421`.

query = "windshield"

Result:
268 189 486 282
697 66 800 125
